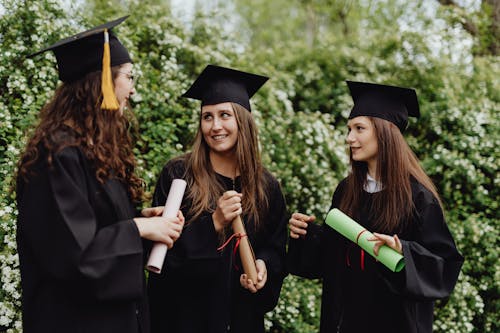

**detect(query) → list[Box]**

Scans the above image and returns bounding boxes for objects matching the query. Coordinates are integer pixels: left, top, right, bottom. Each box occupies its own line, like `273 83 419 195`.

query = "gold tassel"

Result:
101 29 119 110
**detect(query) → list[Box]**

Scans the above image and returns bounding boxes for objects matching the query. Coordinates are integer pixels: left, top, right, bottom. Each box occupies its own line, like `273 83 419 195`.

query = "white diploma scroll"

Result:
146 179 187 274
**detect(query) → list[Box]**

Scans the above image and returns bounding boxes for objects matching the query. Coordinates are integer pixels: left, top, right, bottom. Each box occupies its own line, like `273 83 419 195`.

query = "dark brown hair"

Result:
339 117 441 233
17 66 144 202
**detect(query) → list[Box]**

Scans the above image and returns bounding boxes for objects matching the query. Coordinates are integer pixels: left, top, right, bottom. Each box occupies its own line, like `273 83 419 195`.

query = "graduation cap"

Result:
28 16 132 110
182 65 268 112
346 81 420 132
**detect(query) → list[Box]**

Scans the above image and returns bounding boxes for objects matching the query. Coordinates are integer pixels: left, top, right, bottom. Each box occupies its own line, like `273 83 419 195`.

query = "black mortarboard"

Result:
346 81 420 132
28 16 131 84
182 65 269 112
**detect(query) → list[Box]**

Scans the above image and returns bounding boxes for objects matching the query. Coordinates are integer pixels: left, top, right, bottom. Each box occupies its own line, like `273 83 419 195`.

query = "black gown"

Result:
288 178 464 333
148 158 288 333
16 131 150 333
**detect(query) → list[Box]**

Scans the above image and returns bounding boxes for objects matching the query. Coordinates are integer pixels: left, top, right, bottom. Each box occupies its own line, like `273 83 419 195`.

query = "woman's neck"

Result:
367 160 378 180
209 150 239 179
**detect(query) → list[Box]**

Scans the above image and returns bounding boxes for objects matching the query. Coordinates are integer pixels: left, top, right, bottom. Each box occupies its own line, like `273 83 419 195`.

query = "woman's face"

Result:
114 62 136 114
346 116 378 165
201 102 239 156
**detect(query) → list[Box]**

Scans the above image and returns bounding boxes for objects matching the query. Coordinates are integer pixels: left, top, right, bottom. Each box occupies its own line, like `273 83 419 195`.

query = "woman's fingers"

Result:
254 259 267 290
222 190 241 200
288 212 315 238
239 273 246 287
393 234 402 253
134 215 183 247
370 232 403 254
372 240 383 256
176 210 185 224
289 224 307 238
220 206 242 223
289 218 309 229
239 260 267 293
223 202 242 215
239 274 257 293
141 206 164 217
163 236 174 249
219 191 242 209
216 191 243 224
291 212 315 222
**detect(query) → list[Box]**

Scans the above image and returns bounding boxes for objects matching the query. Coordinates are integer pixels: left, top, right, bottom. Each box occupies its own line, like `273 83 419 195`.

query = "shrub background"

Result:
1 0 498 332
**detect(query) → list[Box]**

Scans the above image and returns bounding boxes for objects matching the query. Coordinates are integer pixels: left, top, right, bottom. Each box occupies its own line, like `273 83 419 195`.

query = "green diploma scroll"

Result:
325 208 405 272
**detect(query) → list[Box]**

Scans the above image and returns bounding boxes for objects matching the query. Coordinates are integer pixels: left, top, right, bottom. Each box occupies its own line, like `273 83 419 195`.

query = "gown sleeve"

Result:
248 175 288 312
286 179 346 279
287 223 323 279
18 147 144 300
380 184 464 301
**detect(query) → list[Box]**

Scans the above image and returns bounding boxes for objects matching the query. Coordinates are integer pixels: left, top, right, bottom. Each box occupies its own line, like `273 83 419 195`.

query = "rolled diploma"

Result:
325 208 405 272
146 179 187 274
232 216 258 282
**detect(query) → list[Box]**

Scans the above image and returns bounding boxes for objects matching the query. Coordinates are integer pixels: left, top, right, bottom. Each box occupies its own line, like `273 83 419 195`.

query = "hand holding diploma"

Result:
370 232 403 255
240 259 267 293
232 215 259 284
213 191 259 286
136 207 184 248
325 208 405 272
212 190 243 231
134 206 184 248
146 179 187 274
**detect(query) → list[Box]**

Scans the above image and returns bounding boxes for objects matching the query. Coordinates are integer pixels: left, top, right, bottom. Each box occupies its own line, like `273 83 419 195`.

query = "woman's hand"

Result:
369 233 403 255
140 206 164 217
239 259 267 293
212 190 242 232
289 212 315 239
134 210 185 248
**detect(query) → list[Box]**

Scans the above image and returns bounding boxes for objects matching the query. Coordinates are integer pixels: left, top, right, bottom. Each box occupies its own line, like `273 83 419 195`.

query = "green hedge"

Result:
1 1 498 332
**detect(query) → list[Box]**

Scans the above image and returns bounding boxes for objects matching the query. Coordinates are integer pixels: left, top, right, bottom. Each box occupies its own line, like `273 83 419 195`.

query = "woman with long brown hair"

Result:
288 81 463 333
147 65 288 333
16 17 184 333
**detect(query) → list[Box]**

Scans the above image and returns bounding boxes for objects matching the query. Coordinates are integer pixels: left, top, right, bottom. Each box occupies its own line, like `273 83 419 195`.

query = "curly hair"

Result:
17 66 144 203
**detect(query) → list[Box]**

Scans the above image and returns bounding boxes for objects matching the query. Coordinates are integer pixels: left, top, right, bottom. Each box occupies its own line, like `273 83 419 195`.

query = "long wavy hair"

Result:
339 117 441 233
17 66 144 203
181 102 270 230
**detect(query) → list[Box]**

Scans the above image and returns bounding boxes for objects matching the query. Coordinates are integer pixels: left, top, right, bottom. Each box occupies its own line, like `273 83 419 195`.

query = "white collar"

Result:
364 173 383 193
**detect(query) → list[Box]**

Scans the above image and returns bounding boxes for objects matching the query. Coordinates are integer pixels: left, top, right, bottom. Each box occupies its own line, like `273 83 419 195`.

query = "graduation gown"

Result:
288 178 464 333
147 158 288 333
16 137 150 333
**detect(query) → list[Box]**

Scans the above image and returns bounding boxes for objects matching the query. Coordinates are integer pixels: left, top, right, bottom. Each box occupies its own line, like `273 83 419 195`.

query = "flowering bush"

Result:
1 1 498 333
0 1 69 331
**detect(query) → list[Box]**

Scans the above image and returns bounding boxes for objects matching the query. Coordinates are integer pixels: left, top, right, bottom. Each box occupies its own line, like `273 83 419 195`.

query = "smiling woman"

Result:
200 102 239 156
147 65 288 333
